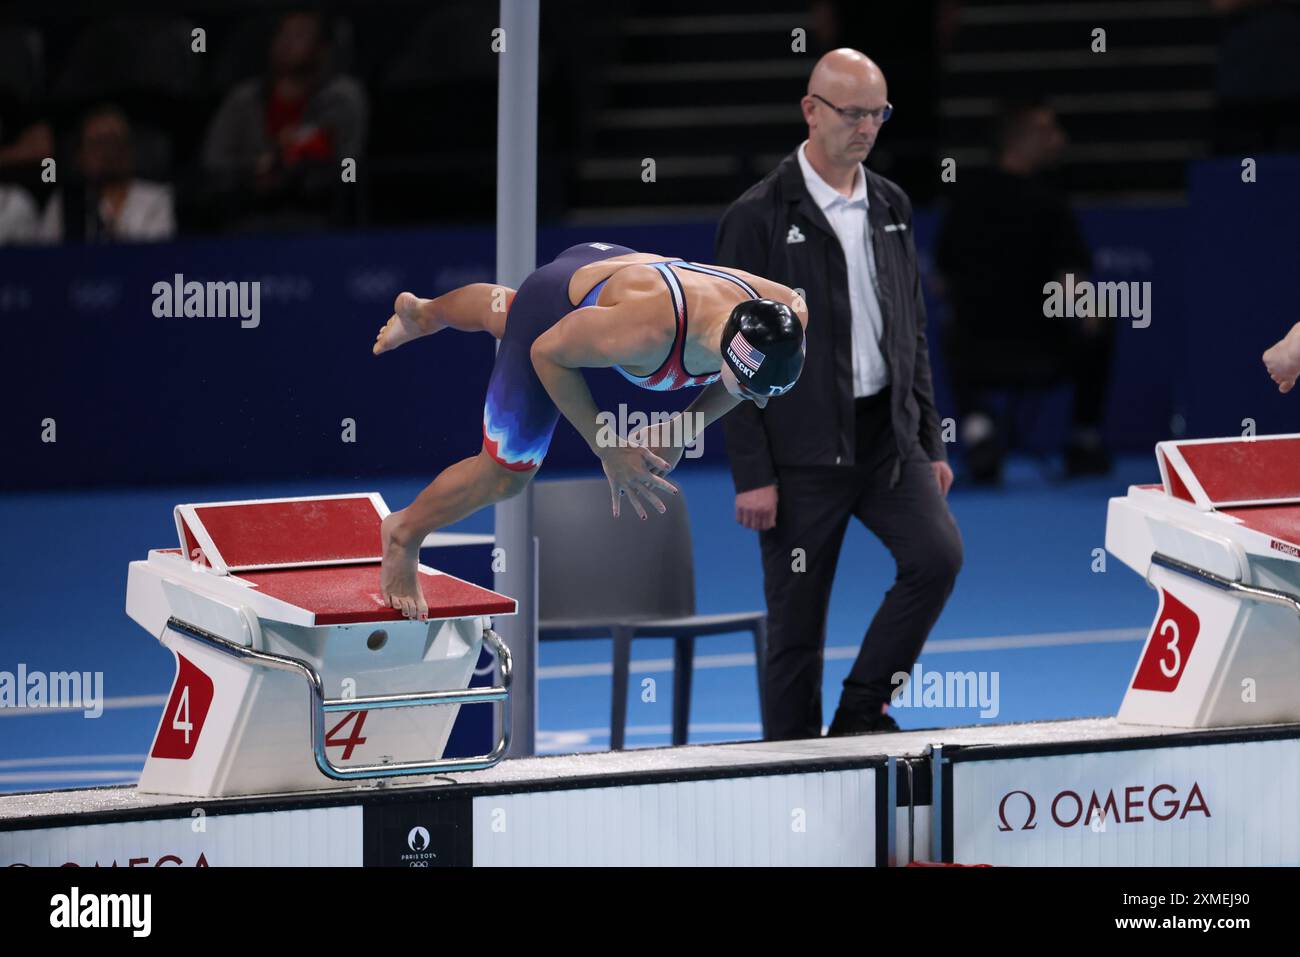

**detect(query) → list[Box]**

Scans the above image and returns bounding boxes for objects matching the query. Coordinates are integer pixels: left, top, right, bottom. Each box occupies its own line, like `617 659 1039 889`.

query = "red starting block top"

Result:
1158 435 1300 509
1217 503 1300 552
169 493 516 624
240 564 516 625
176 494 386 572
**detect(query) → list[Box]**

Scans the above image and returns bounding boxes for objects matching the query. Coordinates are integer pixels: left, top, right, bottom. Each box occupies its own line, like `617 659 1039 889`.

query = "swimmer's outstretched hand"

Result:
600 443 678 520
373 291 444 355
1263 322 1300 394
626 421 687 476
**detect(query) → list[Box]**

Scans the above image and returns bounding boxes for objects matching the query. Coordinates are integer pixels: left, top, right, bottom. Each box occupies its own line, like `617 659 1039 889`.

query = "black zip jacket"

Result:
714 149 947 491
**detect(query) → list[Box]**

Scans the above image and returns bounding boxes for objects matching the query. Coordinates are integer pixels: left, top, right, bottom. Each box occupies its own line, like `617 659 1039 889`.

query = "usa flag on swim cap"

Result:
728 331 765 372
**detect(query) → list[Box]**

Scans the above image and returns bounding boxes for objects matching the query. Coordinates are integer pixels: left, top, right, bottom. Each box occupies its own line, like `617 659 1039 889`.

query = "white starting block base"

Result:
125 493 516 798
4 716 1298 866
1108 434 1300 728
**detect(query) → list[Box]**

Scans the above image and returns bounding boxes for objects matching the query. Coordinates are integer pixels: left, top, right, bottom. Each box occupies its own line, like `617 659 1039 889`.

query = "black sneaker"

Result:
964 435 1003 485
826 707 901 737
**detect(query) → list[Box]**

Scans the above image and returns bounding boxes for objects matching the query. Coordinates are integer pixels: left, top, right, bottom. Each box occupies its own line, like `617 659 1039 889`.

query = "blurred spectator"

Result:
0 184 38 244
0 117 52 177
1212 0 1300 153
38 105 174 243
0 103 54 224
0 24 51 187
200 11 367 232
934 101 1112 482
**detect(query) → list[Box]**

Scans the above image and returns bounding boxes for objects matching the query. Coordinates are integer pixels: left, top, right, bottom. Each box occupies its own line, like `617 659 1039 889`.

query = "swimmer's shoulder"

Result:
694 261 799 306
597 266 678 344
600 262 672 302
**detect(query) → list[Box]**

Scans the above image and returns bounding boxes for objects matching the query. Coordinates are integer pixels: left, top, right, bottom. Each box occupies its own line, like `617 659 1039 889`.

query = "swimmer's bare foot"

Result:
1263 322 1300 394
373 291 445 355
380 510 428 619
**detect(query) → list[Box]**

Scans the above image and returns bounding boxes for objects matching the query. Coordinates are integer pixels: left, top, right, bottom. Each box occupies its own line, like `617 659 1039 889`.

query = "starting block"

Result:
1106 434 1300 727
125 493 516 797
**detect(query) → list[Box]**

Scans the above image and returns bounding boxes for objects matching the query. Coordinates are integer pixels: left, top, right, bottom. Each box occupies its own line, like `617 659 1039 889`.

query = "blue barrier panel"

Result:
5 175 1294 493
2 224 722 491
1181 155 1300 438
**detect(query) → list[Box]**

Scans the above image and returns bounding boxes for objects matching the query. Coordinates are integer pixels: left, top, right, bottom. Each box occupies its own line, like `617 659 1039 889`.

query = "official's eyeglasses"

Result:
811 93 893 125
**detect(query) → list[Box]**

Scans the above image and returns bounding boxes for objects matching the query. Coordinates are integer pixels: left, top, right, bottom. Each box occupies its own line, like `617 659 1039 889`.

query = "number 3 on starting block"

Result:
1131 589 1200 693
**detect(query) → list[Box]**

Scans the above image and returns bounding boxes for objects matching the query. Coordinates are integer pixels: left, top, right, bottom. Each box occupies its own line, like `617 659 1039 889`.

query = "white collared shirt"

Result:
796 140 889 397
38 180 175 243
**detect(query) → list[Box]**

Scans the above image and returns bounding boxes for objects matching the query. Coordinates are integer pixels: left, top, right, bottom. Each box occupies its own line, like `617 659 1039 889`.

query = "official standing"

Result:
715 48 962 739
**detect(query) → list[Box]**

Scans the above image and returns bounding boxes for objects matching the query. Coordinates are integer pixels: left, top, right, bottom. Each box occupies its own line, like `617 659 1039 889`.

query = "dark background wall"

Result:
3 1 1298 490
6 155 1297 490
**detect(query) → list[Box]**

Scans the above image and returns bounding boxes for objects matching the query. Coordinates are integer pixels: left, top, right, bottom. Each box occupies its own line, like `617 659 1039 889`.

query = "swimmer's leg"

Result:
374 283 515 355
380 447 534 619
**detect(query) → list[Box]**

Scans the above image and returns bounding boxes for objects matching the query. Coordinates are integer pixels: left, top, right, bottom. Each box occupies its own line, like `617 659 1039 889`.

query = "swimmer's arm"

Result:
680 382 742 432
624 383 738 475
531 305 669 454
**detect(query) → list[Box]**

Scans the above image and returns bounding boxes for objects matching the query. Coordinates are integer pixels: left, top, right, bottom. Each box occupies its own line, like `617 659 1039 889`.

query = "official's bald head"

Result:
801 49 889 171
807 49 885 102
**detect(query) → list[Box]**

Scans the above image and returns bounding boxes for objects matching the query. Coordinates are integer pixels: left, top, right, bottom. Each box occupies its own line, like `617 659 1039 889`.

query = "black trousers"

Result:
759 391 964 740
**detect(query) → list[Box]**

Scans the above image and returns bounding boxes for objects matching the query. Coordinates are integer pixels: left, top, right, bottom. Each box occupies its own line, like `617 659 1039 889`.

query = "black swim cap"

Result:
720 299 805 397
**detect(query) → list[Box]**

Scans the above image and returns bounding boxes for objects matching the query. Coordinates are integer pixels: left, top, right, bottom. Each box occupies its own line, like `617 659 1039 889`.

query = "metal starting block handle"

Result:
1150 552 1300 619
166 616 513 780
